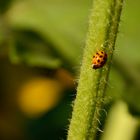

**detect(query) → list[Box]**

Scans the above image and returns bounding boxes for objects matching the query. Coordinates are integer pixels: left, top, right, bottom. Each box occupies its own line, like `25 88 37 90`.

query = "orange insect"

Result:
92 51 107 69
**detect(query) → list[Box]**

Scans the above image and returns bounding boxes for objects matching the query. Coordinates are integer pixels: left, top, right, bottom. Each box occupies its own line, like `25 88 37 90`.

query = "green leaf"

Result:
9 30 62 68
7 0 92 67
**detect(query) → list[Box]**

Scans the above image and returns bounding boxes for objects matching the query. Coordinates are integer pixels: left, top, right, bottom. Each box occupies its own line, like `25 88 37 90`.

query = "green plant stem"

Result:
68 0 124 140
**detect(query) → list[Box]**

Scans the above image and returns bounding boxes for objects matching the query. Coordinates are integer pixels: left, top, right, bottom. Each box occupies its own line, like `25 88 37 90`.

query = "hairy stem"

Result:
68 0 124 140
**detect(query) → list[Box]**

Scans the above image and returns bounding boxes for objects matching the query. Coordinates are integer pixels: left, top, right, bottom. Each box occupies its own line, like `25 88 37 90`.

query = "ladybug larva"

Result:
92 51 107 69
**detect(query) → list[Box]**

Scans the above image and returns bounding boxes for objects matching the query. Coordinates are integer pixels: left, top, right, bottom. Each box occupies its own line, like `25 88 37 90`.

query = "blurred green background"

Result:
0 0 140 140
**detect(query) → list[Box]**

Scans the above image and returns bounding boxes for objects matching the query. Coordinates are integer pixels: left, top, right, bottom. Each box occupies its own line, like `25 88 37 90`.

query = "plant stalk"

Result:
68 0 124 140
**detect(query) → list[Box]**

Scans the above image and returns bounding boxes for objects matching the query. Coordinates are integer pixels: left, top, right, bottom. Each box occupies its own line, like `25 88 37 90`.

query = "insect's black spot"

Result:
93 56 95 58
99 55 103 58
101 51 104 54
96 52 99 55
97 60 100 62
